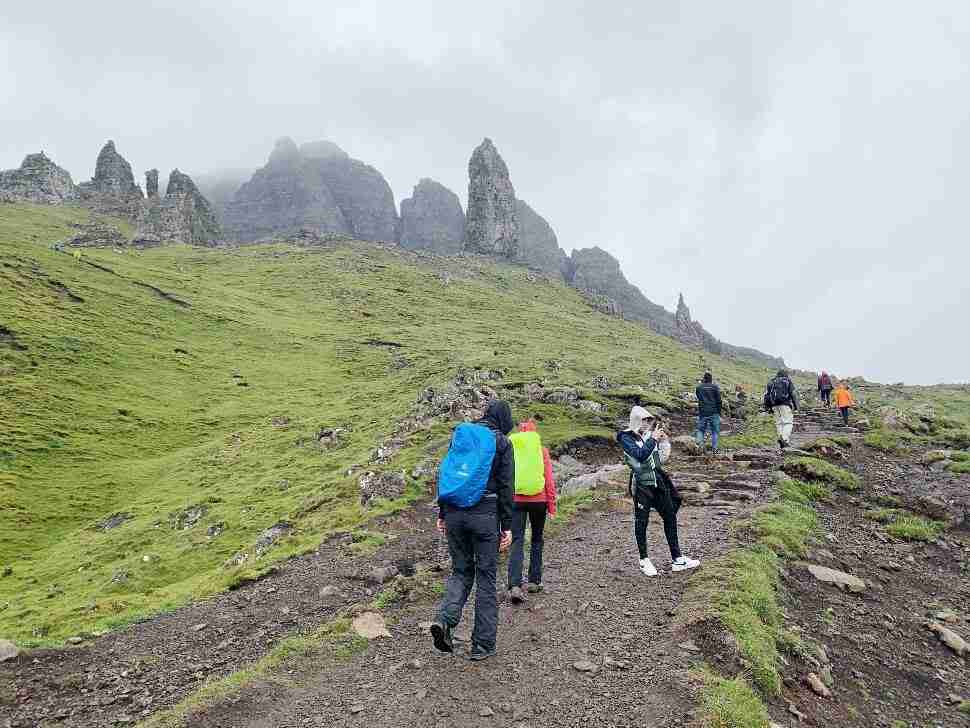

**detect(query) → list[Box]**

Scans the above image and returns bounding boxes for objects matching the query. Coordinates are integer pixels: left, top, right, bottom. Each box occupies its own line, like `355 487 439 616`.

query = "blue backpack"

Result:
437 423 497 508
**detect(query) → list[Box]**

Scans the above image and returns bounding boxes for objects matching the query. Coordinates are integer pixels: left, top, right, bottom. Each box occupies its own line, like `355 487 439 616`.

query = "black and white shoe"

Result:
430 621 453 653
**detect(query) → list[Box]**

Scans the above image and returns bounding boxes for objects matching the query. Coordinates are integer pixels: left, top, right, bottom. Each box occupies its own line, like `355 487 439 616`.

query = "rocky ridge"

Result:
134 169 222 245
77 140 145 218
0 152 77 204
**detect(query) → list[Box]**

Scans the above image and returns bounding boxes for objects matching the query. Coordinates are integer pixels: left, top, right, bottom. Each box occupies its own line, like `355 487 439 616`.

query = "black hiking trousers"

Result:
820 388 832 406
437 496 499 651
840 406 850 426
633 483 682 561
507 501 547 589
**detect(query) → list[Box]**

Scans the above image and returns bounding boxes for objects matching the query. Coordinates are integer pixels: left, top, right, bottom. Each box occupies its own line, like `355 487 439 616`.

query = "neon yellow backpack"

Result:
509 430 545 496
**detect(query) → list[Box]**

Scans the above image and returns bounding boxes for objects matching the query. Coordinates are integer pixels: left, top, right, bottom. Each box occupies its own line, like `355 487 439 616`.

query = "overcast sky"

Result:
3 1 968 384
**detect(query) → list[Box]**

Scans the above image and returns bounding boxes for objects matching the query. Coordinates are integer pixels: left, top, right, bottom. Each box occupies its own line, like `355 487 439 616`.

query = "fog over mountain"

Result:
3 1 968 383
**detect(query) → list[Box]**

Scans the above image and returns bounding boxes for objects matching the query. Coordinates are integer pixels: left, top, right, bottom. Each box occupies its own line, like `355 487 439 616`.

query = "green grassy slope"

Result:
2 203 786 644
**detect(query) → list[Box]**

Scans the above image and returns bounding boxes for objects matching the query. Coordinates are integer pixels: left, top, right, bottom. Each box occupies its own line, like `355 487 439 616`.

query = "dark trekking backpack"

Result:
766 378 791 408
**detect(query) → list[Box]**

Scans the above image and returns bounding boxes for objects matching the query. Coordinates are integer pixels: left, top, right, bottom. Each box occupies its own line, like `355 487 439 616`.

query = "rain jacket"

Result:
438 400 516 531
511 421 557 517
834 386 855 408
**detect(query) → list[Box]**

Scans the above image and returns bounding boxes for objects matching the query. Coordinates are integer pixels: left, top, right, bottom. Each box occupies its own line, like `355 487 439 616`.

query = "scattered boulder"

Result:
805 563 866 593
572 659 598 673
559 464 626 497
67 219 130 248
805 672 832 698
398 178 465 255
359 471 407 505
464 138 519 257
576 400 604 413
254 522 291 556
0 639 20 662
0 152 77 203
95 512 131 531
671 435 701 455
921 449 952 465
173 505 207 530
927 621 969 657
368 565 400 584
352 612 391 639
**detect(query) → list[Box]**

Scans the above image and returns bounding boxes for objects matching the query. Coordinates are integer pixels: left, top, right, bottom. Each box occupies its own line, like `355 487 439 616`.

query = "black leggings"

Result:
633 484 682 560
840 406 850 425
820 388 832 405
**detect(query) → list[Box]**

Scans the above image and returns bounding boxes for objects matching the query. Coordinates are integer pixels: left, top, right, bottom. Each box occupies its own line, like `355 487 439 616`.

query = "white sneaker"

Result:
671 556 700 572
639 558 658 577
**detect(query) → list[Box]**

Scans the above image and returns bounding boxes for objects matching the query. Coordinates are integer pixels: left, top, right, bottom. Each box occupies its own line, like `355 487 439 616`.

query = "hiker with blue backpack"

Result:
618 406 700 577
431 400 515 661
506 419 557 604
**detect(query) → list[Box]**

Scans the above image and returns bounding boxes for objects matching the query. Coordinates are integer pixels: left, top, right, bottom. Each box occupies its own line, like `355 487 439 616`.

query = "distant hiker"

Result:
735 384 747 404
506 420 557 603
618 406 700 577
695 372 722 455
431 400 514 661
818 371 834 407
764 369 799 450
73 249 82 264
834 382 856 426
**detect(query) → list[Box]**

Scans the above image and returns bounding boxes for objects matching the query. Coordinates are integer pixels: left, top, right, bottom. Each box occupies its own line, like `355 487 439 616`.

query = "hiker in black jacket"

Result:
431 400 514 661
764 369 799 450
695 372 722 455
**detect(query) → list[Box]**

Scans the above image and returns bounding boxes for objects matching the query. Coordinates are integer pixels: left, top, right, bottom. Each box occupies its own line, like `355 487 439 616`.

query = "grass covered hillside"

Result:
2 203 786 645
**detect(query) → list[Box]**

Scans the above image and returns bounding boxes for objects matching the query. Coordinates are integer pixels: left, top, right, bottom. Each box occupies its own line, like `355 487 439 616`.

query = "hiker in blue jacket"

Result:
431 400 514 661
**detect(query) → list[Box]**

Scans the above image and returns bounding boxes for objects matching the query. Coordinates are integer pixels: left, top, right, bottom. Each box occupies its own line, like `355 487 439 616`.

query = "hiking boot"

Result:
671 556 701 572
638 557 658 577
509 586 527 604
468 644 497 661
526 582 544 594
430 621 453 653
712 448 720 456
778 438 785 451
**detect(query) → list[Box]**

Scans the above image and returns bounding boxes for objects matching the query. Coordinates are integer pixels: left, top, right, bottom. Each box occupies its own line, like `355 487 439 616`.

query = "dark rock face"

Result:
398 178 465 255
315 156 398 242
146 169 159 198
465 138 519 257
0 152 77 203
134 169 221 245
222 137 397 243
515 199 567 276
566 247 677 337
78 140 144 217
675 292 705 346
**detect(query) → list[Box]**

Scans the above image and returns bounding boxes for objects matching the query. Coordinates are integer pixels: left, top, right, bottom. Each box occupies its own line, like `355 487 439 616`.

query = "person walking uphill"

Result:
618 406 700 576
506 420 557 604
834 382 855 426
695 372 723 454
818 371 834 407
431 400 515 661
764 369 799 450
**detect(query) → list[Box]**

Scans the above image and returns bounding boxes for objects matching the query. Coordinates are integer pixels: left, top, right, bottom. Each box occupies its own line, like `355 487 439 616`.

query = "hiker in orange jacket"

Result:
833 382 855 426
506 420 557 603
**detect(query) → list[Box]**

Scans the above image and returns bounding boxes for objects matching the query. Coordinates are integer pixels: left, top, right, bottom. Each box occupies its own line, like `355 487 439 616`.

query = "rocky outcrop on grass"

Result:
0 152 77 204
77 140 145 217
134 169 222 245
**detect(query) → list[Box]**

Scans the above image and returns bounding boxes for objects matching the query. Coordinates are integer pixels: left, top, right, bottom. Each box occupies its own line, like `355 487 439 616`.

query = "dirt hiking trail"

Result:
3 406 968 728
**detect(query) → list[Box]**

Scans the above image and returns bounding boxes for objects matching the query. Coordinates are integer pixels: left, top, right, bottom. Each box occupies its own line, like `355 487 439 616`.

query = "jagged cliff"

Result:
0 152 77 204
134 169 222 245
398 179 465 254
77 140 145 217
221 138 397 243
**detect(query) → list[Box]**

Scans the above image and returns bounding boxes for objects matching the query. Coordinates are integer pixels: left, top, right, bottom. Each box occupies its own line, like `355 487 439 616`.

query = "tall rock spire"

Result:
464 138 519 257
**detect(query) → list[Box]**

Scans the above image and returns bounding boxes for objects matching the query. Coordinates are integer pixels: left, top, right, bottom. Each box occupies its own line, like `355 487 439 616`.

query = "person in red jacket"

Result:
507 420 557 603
